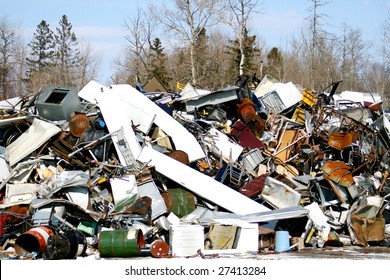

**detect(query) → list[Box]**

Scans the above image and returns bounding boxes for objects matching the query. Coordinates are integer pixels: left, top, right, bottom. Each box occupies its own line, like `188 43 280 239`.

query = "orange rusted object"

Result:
322 160 354 188
237 98 265 133
150 239 169 258
167 150 190 165
328 132 353 150
322 160 355 203
69 113 90 137
15 226 55 255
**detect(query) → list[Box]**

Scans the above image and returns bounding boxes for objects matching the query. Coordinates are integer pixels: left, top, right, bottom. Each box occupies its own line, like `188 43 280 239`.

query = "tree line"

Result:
0 14 100 100
0 0 389 109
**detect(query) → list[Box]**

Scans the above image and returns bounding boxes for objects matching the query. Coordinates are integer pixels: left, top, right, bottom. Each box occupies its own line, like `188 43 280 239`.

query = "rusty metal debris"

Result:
0 76 389 260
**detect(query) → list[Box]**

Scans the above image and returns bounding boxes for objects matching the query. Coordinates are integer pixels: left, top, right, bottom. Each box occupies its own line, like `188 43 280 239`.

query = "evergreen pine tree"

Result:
148 38 171 90
227 28 260 80
27 20 55 73
266 47 284 81
54 15 80 85
194 27 209 87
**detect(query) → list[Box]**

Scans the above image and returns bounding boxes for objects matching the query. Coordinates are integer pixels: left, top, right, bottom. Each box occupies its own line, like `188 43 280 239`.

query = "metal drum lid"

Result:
150 239 169 258
69 113 90 137
167 150 189 165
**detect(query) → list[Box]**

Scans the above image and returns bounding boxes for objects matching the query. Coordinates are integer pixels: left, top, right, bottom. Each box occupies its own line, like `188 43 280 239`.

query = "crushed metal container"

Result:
35 86 82 121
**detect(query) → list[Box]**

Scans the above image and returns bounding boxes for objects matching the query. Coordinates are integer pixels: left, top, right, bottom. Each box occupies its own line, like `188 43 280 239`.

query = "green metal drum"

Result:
162 188 196 218
98 229 144 258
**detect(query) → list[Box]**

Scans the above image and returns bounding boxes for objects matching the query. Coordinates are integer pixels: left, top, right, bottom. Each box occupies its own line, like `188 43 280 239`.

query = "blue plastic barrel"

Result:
275 231 290 252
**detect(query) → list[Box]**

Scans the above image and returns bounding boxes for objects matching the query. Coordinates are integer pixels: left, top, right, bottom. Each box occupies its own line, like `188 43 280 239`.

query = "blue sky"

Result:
3 0 390 84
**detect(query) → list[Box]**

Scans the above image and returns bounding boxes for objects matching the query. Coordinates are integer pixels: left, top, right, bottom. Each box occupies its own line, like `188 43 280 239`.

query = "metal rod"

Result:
68 129 120 157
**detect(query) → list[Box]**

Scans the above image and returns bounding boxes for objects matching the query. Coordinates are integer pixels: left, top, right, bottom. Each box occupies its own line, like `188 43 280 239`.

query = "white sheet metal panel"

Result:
192 206 308 224
260 176 301 209
7 118 61 167
334 90 381 105
137 146 270 215
77 80 106 104
184 87 238 112
95 90 141 166
109 84 159 134
240 206 309 223
64 187 89 210
79 81 141 165
110 175 138 212
203 127 243 163
82 83 154 134
111 84 206 162
254 75 277 98
304 202 331 247
169 224 204 257
79 81 205 163
177 82 211 102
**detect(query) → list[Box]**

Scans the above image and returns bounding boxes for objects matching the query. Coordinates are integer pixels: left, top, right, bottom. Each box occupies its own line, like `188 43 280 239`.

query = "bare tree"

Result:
379 10 390 110
306 0 330 89
111 48 138 85
77 41 102 88
221 0 265 76
0 15 24 99
290 28 313 88
154 0 220 86
12 38 27 97
381 10 390 66
205 29 232 89
168 46 192 90
123 5 156 84
285 23 339 92
283 39 305 85
338 23 370 91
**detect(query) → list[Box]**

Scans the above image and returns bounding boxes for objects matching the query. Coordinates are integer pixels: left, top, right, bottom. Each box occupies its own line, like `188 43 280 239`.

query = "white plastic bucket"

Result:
275 230 290 252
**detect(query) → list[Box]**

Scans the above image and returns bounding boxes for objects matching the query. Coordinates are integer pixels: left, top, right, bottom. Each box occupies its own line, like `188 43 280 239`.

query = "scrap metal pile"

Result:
0 75 389 260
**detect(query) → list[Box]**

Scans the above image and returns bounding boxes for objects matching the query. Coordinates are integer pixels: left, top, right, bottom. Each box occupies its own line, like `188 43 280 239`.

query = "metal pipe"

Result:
68 129 120 157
